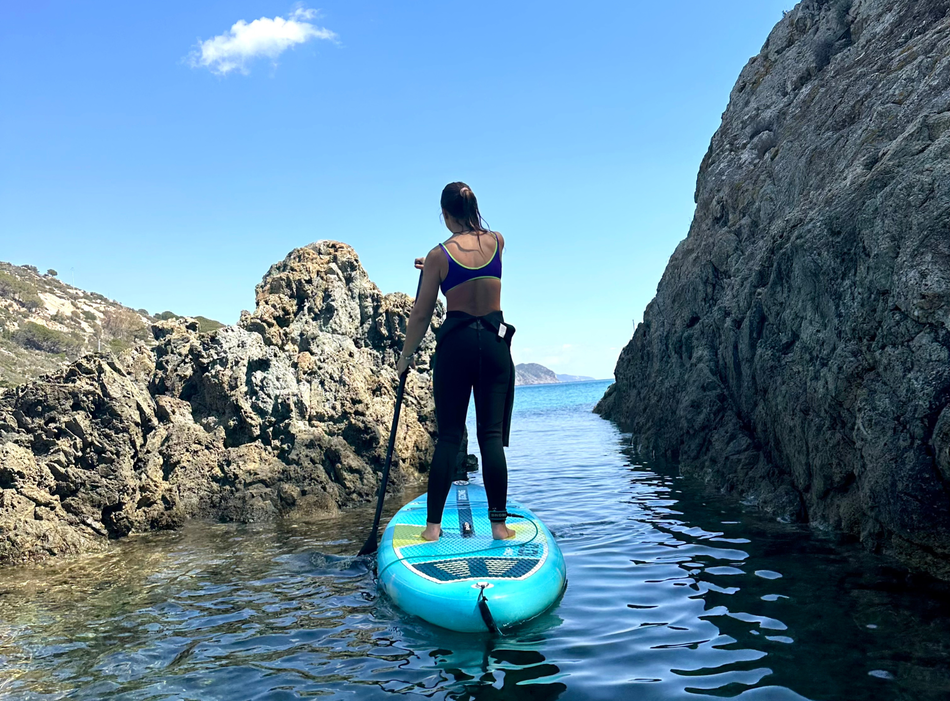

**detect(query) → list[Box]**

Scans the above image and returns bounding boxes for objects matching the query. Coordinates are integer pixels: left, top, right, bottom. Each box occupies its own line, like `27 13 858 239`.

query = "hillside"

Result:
0 262 220 388
515 363 559 386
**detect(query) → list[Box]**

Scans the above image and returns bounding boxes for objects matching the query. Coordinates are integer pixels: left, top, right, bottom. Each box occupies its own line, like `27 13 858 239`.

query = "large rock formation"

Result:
597 0 950 578
0 242 445 565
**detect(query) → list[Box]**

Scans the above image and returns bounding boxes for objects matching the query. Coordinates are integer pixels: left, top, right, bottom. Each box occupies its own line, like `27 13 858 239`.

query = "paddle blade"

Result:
357 529 379 557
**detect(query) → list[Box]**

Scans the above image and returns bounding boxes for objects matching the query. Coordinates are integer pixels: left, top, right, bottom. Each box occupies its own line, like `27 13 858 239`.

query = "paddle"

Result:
358 269 425 557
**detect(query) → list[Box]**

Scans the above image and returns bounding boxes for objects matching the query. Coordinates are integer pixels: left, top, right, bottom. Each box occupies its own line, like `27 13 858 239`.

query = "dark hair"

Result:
441 182 489 234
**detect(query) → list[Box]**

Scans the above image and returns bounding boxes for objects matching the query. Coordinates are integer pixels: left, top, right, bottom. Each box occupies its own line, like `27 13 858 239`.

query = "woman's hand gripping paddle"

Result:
358 269 425 557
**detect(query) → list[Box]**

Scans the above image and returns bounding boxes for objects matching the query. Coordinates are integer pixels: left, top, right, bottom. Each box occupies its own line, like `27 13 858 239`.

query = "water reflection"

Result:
394 619 568 700
0 381 948 700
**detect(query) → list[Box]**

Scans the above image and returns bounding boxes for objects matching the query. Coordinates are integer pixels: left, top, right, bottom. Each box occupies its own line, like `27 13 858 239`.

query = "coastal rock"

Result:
0 242 453 565
597 0 950 579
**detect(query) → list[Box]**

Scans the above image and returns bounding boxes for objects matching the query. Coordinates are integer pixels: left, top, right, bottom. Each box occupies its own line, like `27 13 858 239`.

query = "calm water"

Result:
2 380 950 700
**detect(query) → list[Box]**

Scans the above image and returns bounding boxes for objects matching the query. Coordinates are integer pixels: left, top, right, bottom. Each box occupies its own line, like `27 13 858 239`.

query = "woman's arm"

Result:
396 247 444 375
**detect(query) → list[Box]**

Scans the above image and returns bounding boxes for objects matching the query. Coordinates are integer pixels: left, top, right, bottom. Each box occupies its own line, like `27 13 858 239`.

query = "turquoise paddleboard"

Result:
377 482 567 633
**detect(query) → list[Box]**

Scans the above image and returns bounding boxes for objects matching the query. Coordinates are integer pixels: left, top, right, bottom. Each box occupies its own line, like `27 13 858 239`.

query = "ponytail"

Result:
441 181 489 234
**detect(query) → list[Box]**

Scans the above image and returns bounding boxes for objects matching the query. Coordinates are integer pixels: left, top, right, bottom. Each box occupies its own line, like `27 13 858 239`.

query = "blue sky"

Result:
1 1 793 379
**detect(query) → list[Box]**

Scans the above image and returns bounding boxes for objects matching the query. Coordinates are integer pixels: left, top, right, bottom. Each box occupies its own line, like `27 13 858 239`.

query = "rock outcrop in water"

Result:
0 242 446 565
597 0 950 578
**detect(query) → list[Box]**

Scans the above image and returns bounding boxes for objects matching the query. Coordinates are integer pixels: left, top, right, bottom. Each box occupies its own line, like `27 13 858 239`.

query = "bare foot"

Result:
491 522 516 540
421 523 441 541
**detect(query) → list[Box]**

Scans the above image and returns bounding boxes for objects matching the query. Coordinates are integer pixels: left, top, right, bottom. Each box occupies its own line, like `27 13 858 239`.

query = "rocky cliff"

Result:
0 242 444 565
597 0 950 579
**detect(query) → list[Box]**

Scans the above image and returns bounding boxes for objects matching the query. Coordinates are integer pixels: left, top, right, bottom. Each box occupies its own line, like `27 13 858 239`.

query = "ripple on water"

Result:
2 380 950 700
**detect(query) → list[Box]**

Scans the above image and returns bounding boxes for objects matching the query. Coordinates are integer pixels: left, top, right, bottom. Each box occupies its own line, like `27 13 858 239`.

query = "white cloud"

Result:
290 6 318 21
189 6 336 76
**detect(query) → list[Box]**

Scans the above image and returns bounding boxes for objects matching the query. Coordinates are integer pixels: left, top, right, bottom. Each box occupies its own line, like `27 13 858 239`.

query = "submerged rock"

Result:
0 242 452 565
598 0 950 579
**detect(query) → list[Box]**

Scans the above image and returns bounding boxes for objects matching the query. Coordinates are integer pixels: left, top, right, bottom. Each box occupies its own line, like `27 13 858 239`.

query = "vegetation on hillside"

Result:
11 322 81 355
0 261 224 388
0 271 43 311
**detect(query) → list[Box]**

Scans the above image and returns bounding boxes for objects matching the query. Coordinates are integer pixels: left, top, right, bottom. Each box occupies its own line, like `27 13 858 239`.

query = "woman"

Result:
396 182 516 542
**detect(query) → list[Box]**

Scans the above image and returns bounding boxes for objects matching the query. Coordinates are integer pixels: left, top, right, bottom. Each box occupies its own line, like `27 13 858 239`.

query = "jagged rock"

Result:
597 0 950 579
0 241 463 565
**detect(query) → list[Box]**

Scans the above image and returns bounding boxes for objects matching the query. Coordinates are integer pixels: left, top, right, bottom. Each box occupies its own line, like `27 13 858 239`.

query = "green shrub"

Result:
195 316 225 333
81 310 97 322
46 269 58 277
0 271 43 311
13 322 78 354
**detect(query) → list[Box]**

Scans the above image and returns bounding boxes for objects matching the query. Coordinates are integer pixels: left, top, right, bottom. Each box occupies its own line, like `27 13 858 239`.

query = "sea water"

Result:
1 380 949 700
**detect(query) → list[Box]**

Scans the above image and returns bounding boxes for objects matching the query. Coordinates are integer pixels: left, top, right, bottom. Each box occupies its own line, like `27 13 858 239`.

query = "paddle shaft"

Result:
358 269 425 556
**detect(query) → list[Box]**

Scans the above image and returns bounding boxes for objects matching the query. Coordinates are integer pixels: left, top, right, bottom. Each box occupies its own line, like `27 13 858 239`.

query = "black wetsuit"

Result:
427 310 515 525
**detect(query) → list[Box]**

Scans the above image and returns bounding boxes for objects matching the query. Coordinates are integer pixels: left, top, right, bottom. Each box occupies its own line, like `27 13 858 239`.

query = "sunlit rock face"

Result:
0 241 446 565
597 0 950 578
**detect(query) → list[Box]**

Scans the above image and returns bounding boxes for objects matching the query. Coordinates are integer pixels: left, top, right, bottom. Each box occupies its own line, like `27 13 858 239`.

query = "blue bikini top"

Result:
438 233 502 295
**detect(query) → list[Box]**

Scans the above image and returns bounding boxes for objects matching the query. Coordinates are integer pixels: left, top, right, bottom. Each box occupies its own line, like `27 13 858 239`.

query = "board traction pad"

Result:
388 484 549 585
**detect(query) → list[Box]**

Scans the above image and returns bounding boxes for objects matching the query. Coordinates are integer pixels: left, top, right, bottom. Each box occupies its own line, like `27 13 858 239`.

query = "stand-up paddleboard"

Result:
377 482 567 633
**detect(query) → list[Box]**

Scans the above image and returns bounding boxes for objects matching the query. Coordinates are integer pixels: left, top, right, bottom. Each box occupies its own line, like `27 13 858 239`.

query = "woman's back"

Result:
398 180 517 543
439 231 505 317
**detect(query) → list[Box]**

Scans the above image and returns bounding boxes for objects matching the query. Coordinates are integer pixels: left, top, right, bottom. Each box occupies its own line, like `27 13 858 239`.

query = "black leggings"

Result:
427 319 512 524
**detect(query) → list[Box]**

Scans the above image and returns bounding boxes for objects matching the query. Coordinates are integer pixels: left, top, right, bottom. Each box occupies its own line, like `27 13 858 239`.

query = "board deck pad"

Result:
387 483 548 584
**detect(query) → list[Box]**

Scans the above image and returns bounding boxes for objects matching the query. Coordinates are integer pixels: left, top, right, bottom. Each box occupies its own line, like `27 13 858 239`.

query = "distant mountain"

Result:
514 363 559 386
0 262 221 388
556 373 596 383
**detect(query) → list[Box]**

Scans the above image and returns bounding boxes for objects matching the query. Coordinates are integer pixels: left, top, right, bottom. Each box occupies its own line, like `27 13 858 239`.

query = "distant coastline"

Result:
516 378 611 388
514 362 605 387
